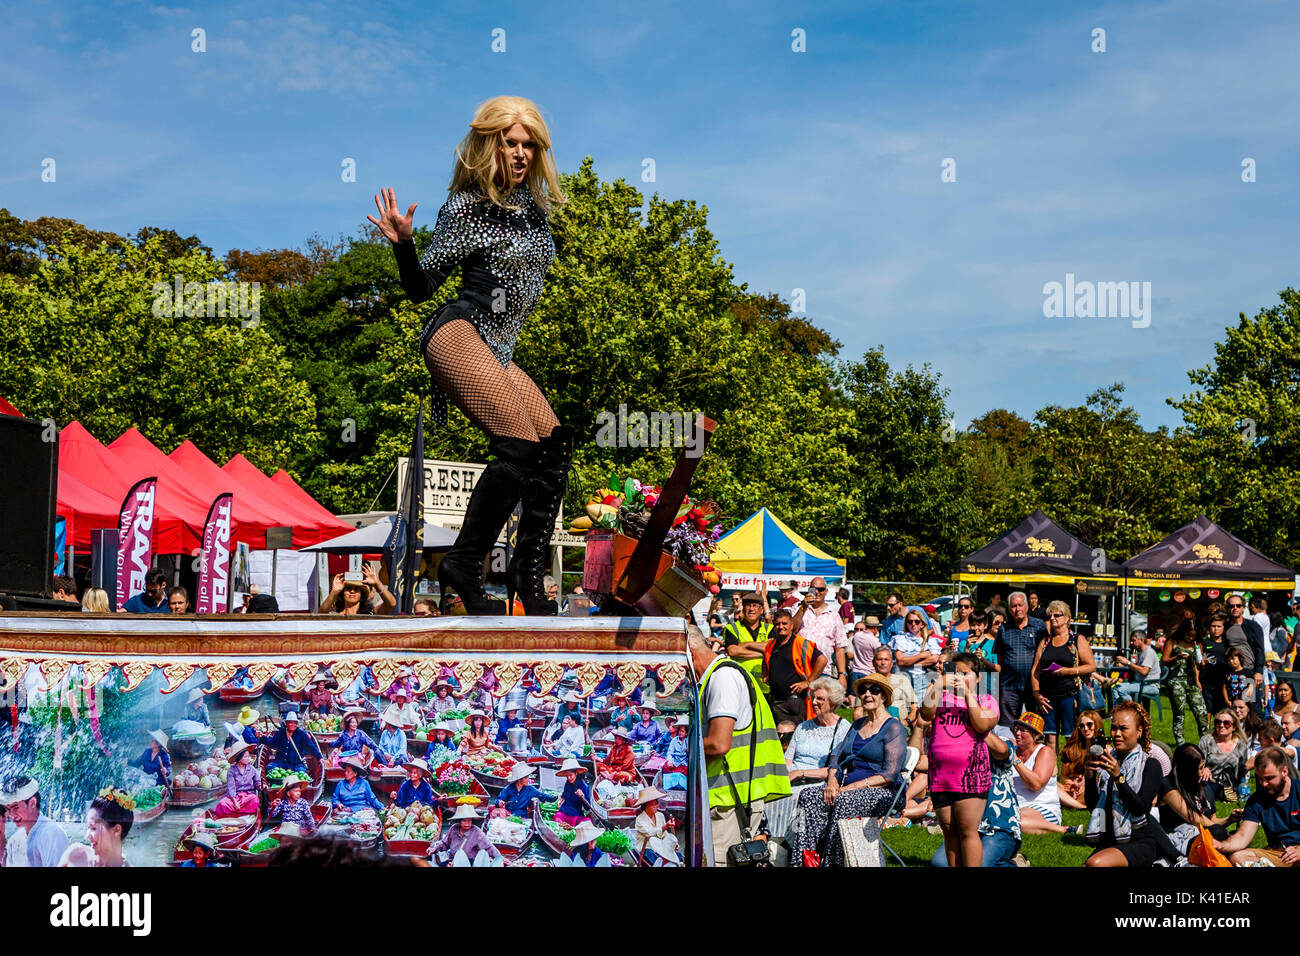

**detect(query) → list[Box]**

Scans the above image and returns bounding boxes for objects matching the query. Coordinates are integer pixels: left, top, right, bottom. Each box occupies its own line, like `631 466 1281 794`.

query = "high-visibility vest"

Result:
763 635 820 721
723 620 772 692
697 657 791 809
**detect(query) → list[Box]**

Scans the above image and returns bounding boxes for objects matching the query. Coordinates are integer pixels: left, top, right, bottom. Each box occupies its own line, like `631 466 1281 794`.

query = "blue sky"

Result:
3 0 1297 430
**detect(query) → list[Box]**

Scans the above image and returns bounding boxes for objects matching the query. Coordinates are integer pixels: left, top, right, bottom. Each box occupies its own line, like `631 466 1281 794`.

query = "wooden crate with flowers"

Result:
568 416 720 616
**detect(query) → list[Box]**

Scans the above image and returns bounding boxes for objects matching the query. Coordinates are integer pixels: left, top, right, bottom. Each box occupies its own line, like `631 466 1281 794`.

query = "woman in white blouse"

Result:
766 677 851 842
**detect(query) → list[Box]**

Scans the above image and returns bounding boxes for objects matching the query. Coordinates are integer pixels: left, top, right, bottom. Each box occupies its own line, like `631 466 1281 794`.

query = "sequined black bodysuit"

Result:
391 180 556 426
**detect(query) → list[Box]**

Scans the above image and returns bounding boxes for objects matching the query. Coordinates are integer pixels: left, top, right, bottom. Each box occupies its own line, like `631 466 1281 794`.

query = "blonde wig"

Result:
448 96 566 216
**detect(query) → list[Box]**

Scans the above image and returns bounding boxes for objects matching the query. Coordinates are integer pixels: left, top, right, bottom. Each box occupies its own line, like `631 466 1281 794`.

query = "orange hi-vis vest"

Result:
763 635 820 721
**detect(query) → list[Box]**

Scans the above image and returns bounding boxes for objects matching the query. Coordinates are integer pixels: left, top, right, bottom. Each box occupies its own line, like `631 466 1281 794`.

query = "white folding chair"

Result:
878 746 921 867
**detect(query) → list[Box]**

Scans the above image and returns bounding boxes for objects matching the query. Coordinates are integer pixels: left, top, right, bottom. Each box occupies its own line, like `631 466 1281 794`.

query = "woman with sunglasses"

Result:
1058 708 1105 810
893 611 942 701
1197 708 1249 803
1030 600 1096 748
767 677 852 843
949 598 974 648
788 673 905 866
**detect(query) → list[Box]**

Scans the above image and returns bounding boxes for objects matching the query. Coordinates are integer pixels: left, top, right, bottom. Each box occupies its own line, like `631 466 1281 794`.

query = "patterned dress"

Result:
273 797 317 834
788 717 906 866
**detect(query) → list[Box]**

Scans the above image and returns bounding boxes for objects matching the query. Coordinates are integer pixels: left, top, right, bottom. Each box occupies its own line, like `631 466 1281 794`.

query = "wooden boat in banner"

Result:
230 804 330 866
269 672 309 704
303 715 342 749
258 748 325 804
652 769 687 816
383 801 442 857
132 786 169 825
469 767 509 793
169 730 217 760
526 696 557 721
218 683 262 704
321 751 374 784
533 799 574 856
589 793 639 827
463 750 517 793
485 813 534 858
171 810 261 863
171 779 224 808
320 804 383 852
435 780 490 813
369 761 407 797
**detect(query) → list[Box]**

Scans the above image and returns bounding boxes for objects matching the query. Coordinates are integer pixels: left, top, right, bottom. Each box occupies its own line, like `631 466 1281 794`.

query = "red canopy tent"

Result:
58 421 202 553
0 396 22 417
221 454 350 547
113 429 282 549
270 470 354 534
56 471 120 553
169 442 316 549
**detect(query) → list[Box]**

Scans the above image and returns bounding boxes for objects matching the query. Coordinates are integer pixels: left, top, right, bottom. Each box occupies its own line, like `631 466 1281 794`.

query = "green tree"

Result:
1021 384 1194 561
1169 289 1300 567
0 235 320 469
832 348 978 580
960 408 1035 539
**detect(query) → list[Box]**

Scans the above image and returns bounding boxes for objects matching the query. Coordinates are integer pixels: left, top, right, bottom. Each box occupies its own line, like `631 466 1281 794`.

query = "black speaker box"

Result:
0 415 58 598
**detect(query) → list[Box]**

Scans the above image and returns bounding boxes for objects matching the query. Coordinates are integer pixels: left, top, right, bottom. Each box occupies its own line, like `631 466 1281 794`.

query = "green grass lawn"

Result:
842 692 1266 867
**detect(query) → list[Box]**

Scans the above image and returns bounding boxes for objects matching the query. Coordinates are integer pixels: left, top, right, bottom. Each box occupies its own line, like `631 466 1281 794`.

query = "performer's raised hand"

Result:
367 187 417 243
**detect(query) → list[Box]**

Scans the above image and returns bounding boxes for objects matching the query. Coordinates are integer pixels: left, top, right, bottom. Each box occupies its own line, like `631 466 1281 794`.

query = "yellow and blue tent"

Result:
712 508 845 580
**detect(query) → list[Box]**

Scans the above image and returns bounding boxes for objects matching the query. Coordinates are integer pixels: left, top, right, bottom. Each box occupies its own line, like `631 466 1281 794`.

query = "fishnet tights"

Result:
424 319 557 441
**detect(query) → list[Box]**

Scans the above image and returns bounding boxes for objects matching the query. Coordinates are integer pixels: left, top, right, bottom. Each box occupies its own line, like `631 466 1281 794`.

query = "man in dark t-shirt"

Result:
762 609 826 725
1201 614 1228 712
1027 591 1048 621
1215 748 1300 866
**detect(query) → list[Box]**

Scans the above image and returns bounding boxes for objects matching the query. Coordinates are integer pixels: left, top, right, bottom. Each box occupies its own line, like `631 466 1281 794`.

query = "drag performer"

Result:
368 95 573 615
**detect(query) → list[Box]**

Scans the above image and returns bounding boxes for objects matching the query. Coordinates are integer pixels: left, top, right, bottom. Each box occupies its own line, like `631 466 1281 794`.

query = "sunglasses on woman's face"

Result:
1215 719 1234 726
859 687 878 697
906 619 923 627
1049 612 1068 619
1079 721 1094 729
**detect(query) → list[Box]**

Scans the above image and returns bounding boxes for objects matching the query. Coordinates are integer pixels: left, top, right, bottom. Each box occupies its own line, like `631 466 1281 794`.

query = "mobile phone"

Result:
942 661 957 675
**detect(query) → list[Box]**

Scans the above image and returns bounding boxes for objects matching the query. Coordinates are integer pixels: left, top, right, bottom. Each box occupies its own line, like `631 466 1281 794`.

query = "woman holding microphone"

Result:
1083 701 1175 867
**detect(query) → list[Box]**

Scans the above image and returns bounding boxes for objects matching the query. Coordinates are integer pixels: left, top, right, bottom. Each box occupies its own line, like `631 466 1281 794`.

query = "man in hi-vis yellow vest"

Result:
690 627 790 865
722 592 772 694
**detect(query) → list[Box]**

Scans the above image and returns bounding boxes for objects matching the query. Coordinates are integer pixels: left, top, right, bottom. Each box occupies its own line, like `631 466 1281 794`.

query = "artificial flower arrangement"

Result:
98 787 136 811
567 474 723 592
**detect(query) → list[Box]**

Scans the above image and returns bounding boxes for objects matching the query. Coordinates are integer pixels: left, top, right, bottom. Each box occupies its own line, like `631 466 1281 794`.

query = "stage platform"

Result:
0 612 690 697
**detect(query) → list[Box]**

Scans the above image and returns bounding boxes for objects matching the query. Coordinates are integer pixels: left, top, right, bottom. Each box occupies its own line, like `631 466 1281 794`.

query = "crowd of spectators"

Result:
698 582 1300 867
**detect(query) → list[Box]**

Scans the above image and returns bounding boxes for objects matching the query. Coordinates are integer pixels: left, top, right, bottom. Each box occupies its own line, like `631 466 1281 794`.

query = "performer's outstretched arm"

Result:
370 186 476 304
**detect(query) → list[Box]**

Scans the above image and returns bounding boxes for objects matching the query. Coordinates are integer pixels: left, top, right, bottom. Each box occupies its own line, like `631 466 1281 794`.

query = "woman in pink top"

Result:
921 652 999 866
